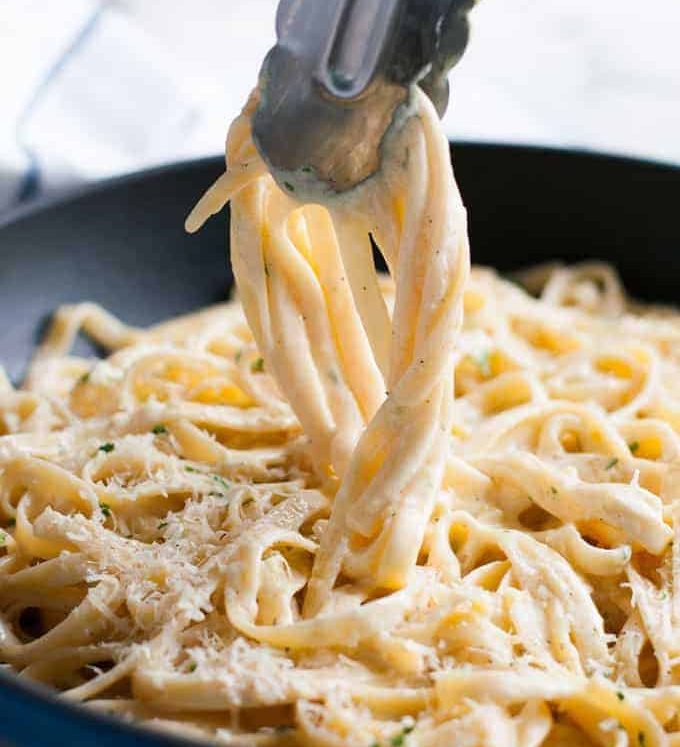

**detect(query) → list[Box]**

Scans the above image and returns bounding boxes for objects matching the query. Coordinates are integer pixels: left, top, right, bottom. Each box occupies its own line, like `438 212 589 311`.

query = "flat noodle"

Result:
1 84 680 747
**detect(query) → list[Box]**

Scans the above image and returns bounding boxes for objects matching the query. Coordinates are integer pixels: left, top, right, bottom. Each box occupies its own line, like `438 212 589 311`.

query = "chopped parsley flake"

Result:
185 465 199 473
188 663 197 673
152 424 168 435
251 357 265 373
550 486 558 495
158 521 168 530
0 532 5 545
616 691 625 701
384 725 414 747
301 166 313 173
234 349 243 362
99 442 115 453
605 457 618 470
629 441 640 453
100 503 112 517
213 475 230 491
283 181 295 192
389 726 414 747
78 372 90 384
475 350 492 377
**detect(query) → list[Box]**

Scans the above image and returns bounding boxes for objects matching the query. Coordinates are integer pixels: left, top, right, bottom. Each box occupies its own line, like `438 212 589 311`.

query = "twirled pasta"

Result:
2 85 680 746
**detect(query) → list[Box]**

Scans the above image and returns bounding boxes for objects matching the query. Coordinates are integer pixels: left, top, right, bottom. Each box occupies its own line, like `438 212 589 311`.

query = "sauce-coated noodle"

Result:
1 87 679 746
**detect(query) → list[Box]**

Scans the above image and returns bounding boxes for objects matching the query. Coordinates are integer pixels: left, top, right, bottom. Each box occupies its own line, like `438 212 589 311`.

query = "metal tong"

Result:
252 0 475 194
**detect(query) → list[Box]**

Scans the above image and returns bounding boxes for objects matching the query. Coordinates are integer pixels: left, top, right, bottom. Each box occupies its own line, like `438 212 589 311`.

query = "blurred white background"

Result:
2 0 679 210
125 0 680 160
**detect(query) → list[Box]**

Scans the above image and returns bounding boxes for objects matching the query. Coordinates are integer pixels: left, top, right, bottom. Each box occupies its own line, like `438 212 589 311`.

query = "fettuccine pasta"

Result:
2 85 680 747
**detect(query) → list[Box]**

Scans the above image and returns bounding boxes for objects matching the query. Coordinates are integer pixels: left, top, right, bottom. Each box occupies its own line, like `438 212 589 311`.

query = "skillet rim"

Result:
2 142 679 231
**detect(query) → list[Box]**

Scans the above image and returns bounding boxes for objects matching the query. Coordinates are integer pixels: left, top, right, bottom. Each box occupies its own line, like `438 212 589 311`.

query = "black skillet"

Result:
0 144 679 745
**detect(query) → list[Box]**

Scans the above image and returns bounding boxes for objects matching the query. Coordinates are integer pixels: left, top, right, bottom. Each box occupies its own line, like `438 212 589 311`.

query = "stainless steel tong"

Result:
252 0 475 194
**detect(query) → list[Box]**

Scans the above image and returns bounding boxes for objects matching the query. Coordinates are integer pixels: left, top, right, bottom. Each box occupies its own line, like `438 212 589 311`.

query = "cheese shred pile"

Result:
2 88 680 746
